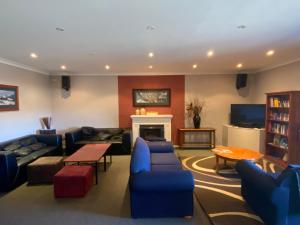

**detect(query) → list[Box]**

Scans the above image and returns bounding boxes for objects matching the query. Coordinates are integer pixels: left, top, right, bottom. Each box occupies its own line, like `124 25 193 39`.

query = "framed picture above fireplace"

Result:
133 89 171 107
0 84 19 111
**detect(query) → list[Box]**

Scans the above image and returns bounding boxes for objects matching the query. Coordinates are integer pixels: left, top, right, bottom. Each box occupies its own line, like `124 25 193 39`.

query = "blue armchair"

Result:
236 160 300 225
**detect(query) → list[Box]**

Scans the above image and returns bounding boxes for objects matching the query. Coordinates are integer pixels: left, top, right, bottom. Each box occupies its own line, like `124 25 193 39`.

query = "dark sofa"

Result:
65 127 131 156
129 137 194 218
0 134 62 192
236 160 300 225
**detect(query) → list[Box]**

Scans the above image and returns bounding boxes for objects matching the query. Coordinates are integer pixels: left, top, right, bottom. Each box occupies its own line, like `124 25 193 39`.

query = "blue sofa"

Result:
129 137 194 218
236 160 300 225
0 134 62 192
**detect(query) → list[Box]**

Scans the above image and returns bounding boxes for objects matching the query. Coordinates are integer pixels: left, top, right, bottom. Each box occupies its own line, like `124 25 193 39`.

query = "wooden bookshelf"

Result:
265 91 300 167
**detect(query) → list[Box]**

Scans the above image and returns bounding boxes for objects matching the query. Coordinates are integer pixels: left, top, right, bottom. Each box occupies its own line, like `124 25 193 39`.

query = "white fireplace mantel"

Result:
130 115 173 143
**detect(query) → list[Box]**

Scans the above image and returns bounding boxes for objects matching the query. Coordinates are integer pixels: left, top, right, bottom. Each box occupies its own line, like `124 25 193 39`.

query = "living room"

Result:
1 1 300 225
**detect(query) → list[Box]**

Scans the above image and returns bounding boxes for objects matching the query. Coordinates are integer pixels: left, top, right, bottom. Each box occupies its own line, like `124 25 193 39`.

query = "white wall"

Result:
185 74 254 144
251 61 300 103
0 64 51 142
50 76 119 132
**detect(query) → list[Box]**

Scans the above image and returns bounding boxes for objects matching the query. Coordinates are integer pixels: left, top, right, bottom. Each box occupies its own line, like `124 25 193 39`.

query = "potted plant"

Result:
186 98 204 128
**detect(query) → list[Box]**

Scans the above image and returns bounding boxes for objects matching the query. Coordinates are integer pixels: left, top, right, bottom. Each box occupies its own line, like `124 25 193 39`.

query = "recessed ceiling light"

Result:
193 64 198 69
237 25 246 29
60 65 66 70
236 63 243 68
56 27 64 32
207 50 214 57
148 52 154 58
266 50 275 56
146 25 156 31
30 53 38 59
105 65 110 70
148 65 153 69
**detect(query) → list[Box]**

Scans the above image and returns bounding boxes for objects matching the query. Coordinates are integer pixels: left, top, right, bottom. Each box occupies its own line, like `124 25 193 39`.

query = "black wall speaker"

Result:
236 74 248 89
62 76 70 91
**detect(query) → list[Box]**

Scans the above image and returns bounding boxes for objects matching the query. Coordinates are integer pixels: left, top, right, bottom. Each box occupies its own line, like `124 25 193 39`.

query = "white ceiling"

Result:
0 0 300 75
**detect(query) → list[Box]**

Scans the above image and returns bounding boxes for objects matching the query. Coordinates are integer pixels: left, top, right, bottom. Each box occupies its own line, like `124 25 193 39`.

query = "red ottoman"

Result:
54 165 93 198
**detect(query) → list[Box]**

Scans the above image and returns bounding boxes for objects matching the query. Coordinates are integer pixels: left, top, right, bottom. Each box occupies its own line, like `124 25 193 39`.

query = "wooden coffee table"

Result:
64 143 111 184
212 145 263 173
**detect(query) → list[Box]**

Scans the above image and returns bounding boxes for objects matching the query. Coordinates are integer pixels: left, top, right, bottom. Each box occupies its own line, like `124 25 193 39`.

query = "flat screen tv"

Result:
230 104 266 128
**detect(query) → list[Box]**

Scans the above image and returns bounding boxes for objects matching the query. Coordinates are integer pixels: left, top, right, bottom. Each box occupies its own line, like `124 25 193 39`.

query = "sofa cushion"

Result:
130 137 151 174
19 137 37 147
17 146 57 166
151 164 182 171
147 141 174 153
96 132 113 141
81 126 96 138
3 142 21 151
151 153 180 165
28 142 47 151
13 147 32 157
108 128 124 135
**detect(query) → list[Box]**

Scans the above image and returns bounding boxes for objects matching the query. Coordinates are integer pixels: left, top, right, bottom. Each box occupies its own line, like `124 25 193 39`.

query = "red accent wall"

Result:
118 75 185 144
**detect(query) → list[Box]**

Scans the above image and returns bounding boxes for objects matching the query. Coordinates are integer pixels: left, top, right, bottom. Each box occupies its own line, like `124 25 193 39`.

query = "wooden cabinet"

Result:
265 91 300 167
177 128 216 149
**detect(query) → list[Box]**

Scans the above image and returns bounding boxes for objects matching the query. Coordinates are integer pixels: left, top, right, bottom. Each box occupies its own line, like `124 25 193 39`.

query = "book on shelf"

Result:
269 112 289 121
269 123 288 135
269 97 290 108
271 134 288 149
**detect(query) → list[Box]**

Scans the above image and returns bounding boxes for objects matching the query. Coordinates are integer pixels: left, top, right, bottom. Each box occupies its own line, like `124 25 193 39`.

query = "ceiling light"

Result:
105 65 110 70
193 64 198 69
236 63 243 68
207 50 214 57
266 50 275 56
148 65 153 69
30 53 38 59
60 65 66 70
56 27 64 32
237 25 246 29
148 52 154 58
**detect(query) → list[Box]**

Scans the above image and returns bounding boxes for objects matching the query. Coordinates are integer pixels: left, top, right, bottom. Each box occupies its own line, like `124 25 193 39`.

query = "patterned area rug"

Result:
182 156 282 225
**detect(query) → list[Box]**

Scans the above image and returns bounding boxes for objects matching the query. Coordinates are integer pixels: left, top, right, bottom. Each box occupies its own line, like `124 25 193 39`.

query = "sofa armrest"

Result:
36 134 62 147
147 141 174 153
65 129 82 144
236 160 282 196
0 151 18 192
130 170 194 192
122 131 131 151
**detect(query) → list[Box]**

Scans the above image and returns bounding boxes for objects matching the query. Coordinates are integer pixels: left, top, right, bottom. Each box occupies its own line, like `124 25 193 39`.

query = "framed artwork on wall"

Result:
132 88 171 107
0 84 19 111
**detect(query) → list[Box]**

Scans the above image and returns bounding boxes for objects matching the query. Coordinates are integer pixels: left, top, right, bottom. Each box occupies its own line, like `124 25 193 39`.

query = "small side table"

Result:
39 129 56 135
178 128 216 149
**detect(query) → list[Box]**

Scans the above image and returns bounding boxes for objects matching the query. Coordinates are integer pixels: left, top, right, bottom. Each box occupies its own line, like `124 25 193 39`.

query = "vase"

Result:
193 114 201 128
140 108 146 115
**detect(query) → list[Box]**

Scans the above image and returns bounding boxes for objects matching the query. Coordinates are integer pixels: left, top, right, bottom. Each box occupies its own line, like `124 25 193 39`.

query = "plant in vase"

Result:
186 98 204 128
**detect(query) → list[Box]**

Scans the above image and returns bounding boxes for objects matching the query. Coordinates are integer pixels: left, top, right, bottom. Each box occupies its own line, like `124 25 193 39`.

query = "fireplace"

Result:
130 114 173 144
139 125 165 141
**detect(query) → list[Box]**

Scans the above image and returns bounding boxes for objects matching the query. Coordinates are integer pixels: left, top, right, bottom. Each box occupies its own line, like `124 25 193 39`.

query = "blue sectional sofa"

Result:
236 160 300 225
0 134 62 192
129 137 194 218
